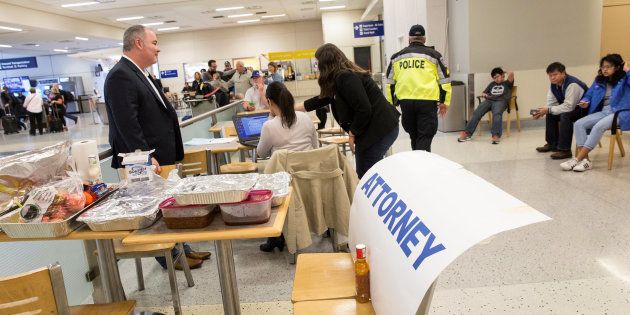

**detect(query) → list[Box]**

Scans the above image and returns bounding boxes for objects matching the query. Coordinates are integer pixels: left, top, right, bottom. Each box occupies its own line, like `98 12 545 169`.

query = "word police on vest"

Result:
399 59 426 69
360 172 446 270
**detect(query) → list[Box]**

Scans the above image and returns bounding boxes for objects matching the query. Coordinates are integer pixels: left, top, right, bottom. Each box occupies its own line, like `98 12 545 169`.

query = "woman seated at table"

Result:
256 81 318 159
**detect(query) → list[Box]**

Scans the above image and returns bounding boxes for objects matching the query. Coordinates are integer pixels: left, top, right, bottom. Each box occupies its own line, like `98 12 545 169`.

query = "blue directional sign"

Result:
353 20 384 38
0 56 38 70
159 69 178 78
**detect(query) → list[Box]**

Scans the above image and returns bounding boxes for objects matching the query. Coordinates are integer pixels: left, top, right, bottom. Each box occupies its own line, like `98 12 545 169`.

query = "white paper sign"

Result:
348 151 551 315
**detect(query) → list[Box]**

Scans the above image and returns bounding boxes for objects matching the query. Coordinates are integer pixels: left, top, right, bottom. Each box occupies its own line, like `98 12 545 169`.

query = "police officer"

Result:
386 25 451 151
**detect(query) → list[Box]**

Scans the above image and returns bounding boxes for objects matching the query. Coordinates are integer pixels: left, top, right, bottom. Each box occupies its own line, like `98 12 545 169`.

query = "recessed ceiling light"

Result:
157 27 180 31
0 25 23 32
319 0 335 2
117 42 123 45
54 49 69 53
227 13 253 18
75 36 89 41
0 44 12 48
261 14 286 19
216 6 244 12
142 22 164 26
35 44 40 47
320 5 345 10
237 19 260 24
61 1 98 8
116 16 144 21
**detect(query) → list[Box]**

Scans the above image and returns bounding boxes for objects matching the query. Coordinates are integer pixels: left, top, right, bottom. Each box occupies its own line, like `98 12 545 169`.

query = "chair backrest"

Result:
181 149 208 176
509 86 518 106
222 126 238 138
0 263 69 314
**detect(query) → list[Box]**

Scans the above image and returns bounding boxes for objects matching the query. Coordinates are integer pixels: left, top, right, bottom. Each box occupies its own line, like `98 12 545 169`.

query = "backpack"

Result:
62 90 75 102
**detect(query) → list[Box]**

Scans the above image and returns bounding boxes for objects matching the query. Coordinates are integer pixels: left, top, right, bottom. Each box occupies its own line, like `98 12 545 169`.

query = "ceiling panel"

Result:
0 0 370 54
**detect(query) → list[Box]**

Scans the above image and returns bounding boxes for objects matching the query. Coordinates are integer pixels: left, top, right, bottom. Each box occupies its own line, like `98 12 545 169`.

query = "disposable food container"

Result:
219 189 272 226
254 172 291 207
173 174 258 205
159 197 215 229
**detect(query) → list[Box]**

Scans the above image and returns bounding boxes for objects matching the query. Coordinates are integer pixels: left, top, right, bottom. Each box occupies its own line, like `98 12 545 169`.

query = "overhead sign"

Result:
353 20 384 38
268 51 295 61
294 49 316 59
0 56 38 70
349 151 551 315
159 69 178 78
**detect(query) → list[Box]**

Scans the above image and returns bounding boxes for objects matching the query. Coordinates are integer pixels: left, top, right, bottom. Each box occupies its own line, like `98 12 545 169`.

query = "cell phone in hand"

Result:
530 109 539 116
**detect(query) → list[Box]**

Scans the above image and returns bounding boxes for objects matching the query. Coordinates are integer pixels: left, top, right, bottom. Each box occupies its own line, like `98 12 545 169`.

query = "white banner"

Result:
349 151 551 315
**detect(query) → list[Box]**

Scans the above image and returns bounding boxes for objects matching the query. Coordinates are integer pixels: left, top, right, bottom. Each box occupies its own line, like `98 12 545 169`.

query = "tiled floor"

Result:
4 114 630 314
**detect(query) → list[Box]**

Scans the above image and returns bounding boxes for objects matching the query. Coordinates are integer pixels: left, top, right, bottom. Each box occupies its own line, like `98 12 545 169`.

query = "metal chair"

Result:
477 86 520 136
0 263 135 314
608 109 627 170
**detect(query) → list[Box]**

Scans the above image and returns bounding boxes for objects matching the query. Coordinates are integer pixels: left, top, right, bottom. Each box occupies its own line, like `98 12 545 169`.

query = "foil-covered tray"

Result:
254 172 291 207
0 188 117 238
78 196 162 231
173 174 258 205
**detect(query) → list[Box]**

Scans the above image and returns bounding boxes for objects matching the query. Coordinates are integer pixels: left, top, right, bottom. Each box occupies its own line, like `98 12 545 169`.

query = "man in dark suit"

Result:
104 25 209 269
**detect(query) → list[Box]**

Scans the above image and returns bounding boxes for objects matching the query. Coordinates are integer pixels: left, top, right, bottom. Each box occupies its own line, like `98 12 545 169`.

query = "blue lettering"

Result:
377 191 397 218
379 197 404 217
399 221 429 257
392 209 420 243
384 197 406 231
360 173 379 195
372 183 391 207
412 233 446 270
367 176 385 198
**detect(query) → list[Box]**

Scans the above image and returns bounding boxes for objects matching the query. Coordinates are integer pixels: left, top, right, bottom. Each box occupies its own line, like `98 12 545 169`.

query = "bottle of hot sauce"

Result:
355 244 371 303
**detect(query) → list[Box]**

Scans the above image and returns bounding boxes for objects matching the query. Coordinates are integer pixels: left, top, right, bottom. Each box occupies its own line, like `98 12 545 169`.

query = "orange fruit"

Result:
83 191 94 207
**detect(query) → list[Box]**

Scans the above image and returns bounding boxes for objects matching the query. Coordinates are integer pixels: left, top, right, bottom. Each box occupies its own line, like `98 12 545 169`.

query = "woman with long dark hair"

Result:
560 53 630 171
297 43 400 178
257 81 318 159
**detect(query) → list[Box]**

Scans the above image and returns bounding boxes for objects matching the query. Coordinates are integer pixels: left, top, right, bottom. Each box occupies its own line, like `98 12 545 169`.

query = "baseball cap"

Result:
251 70 261 78
409 24 425 36
224 61 231 66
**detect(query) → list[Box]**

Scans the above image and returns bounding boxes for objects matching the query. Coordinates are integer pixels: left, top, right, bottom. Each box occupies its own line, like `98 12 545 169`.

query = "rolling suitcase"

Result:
48 105 64 133
1 106 20 134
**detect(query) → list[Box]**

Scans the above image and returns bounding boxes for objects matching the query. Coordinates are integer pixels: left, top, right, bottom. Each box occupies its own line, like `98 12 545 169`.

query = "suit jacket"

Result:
104 57 184 168
304 70 400 148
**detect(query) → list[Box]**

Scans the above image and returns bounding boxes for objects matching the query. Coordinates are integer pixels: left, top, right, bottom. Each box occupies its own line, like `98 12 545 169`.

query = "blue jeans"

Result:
355 126 399 179
155 243 192 269
465 99 507 136
574 107 615 150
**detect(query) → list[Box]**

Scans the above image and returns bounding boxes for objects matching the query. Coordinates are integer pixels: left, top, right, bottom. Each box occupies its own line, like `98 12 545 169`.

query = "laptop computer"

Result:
232 112 269 147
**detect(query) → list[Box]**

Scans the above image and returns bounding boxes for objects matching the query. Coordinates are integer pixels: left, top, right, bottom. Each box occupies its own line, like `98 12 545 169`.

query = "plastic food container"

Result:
254 172 291 207
219 190 273 226
173 174 258 205
159 197 215 229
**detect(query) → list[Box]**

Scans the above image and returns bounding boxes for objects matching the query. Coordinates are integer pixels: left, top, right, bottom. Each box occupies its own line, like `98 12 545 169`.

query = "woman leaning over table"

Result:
296 43 400 178
560 53 630 172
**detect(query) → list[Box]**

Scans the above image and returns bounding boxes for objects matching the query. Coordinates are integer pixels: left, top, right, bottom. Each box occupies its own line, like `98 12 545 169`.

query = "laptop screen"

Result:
234 113 268 140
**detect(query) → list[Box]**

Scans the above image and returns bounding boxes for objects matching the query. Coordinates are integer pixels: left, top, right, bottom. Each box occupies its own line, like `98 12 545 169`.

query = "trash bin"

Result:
438 81 466 132
78 95 91 113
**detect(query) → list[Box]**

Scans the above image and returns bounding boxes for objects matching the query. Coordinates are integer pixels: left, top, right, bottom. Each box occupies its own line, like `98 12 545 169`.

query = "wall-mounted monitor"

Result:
3 76 30 93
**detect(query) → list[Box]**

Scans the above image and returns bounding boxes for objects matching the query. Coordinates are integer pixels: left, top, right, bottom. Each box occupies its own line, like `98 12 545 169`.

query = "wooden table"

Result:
292 253 356 302
0 227 131 303
294 299 375 315
208 113 321 134
186 140 256 174
319 135 350 155
123 190 291 315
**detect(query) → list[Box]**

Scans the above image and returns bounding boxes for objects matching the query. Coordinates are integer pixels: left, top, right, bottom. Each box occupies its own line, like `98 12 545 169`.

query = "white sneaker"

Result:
560 158 579 171
573 159 593 172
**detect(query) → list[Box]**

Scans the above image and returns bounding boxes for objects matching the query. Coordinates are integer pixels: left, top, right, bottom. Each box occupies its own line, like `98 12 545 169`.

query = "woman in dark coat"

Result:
298 43 400 178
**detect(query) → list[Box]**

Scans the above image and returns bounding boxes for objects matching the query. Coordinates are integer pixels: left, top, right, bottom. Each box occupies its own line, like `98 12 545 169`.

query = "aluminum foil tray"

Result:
254 172 291 207
84 212 161 231
173 174 258 205
0 188 117 238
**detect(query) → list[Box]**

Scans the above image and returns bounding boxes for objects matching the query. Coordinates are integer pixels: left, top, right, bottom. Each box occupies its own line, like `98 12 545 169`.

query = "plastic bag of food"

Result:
19 174 85 223
0 141 71 216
